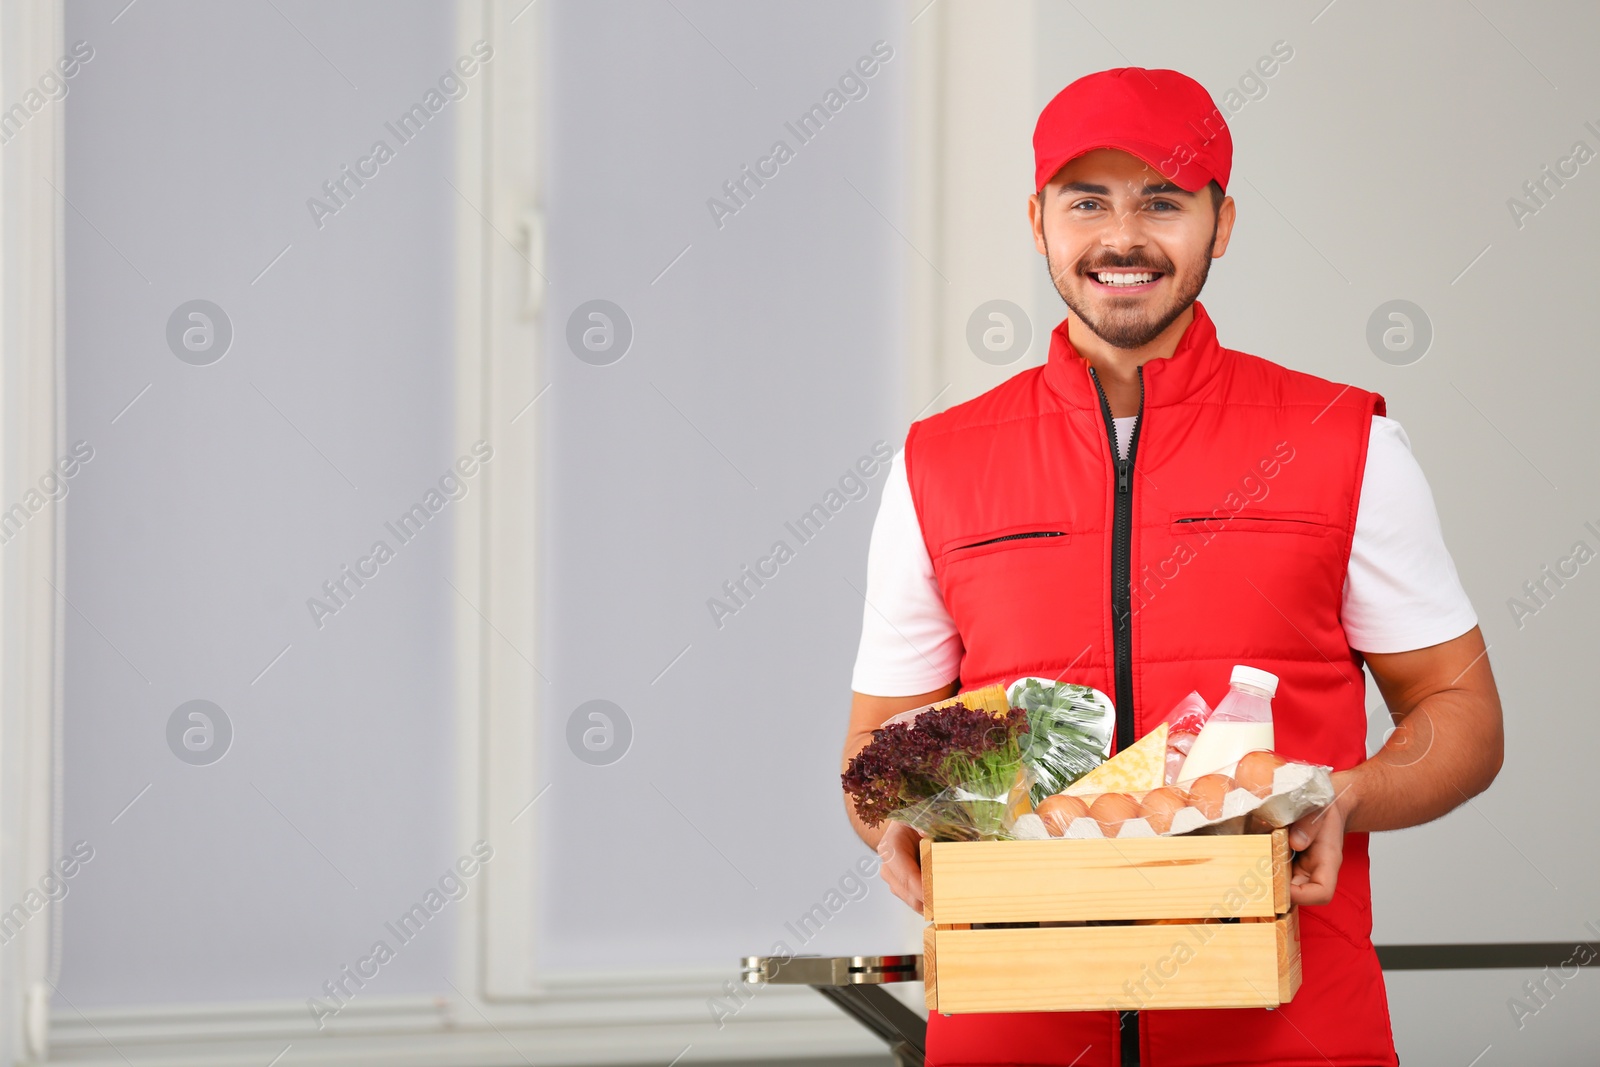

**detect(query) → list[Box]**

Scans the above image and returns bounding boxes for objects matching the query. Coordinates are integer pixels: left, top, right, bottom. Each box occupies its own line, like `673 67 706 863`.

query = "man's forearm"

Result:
1339 685 1504 834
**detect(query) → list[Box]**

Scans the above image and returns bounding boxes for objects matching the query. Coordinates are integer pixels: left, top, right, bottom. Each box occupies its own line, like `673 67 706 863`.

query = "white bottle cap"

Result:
1230 665 1279 697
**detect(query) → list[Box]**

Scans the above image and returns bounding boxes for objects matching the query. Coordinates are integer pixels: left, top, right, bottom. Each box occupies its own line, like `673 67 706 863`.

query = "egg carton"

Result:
1009 759 1336 841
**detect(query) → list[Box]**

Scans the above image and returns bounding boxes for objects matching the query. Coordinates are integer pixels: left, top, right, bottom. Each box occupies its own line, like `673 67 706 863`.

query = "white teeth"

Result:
1094 271 1157 286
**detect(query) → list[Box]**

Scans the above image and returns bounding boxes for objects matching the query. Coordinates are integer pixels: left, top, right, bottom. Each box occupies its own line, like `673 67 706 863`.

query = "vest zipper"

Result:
1089 363 1145 1067
1089 365 1143 754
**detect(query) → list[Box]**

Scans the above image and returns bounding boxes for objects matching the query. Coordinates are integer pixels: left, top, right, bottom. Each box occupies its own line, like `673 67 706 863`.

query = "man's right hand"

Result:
876 821 928 913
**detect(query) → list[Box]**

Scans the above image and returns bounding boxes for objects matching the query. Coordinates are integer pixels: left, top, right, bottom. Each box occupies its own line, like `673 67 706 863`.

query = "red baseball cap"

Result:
1033 67 1232 195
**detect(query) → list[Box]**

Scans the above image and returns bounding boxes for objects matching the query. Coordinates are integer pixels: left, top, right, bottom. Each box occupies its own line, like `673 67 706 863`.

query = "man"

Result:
841 68 1503 1067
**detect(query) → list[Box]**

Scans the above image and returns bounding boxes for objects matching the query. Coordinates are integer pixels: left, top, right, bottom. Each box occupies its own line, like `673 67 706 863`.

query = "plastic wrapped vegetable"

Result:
1006 676 1117 805
842 699 1034 841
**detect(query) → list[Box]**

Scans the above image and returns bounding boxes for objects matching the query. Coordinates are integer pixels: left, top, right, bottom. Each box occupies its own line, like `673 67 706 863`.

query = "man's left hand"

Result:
1286 769 1359 907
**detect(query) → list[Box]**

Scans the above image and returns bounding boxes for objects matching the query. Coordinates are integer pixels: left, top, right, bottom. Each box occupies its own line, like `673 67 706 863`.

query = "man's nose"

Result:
1096 203 1154 245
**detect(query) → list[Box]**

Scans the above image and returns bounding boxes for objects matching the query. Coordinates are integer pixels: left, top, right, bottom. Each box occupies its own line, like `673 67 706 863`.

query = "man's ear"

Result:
1209 195 1237 259
1028 190 1048 255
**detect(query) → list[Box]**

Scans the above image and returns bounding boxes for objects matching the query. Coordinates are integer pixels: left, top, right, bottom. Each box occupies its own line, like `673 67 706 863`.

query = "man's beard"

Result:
1043 227 1214 350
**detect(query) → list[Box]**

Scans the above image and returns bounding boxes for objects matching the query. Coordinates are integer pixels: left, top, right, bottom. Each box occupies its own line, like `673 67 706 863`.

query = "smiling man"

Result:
841 68 1504 1067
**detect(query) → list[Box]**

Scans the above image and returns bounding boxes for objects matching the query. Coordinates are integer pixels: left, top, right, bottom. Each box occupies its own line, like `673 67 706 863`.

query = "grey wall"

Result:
1031 3 1597 1062
61 0 462 1005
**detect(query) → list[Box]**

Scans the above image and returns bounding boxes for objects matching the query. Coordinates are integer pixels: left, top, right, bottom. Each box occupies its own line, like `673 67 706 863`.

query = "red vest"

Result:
906 301 1398 1067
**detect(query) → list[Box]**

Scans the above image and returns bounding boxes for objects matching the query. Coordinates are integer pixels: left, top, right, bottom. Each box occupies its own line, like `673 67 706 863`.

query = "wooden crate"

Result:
920 827 1300 1014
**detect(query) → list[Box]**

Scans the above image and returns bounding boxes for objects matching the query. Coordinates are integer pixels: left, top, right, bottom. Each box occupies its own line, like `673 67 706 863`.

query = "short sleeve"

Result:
849 448 963 695
1341 416 1479 653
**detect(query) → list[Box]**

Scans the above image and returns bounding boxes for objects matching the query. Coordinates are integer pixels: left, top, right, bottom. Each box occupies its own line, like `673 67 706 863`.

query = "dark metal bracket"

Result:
742 954 927 1067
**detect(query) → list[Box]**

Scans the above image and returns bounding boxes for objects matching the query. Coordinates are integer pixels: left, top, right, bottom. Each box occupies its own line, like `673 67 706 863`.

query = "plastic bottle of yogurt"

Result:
1178 666 1278 783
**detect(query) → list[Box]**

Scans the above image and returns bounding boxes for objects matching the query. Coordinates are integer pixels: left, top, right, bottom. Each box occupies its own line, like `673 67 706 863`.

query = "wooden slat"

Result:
922 923 938 1013
1272 827 1291 915
1277 905 1302 1003
930 914 1298 1013
925 831 1287 924
920 836 934 921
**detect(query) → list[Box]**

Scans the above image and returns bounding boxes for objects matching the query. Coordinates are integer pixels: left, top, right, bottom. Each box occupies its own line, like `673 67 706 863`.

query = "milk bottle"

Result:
1177 665 1277 783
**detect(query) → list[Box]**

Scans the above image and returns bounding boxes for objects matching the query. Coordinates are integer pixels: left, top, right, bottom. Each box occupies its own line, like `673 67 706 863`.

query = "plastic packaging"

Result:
1177 665 1278 783
889 768 1036 841
1006 676 1116 804
1014 752 1335 841
1017 667 1335 841
842 670 1321 845
842 694 1035 841
1157 690 1213 787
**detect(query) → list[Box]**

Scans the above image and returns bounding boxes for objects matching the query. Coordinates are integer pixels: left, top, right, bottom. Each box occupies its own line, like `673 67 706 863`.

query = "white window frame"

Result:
450 1 897 1051
453 0 1045 1041
0 1 69 1062
450 0 544 1002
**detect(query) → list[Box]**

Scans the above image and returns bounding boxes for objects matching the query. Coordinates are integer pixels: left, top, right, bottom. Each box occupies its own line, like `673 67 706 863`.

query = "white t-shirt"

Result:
850 415 1478 697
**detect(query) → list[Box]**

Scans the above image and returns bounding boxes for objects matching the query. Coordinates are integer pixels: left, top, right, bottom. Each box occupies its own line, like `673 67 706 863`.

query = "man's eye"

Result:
1148 201 1179 212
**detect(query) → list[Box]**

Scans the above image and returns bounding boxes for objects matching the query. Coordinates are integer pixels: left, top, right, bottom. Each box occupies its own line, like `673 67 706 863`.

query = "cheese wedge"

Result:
1062 722 1168 797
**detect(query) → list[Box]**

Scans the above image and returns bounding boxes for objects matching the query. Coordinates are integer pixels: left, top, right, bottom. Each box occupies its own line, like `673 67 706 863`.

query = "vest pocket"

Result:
935 526 1095 676
940 527 1070 563
1169 510 1334 537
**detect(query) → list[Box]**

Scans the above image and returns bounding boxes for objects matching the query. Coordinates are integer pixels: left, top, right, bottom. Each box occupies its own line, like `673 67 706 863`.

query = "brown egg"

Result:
1138 786 1192 835
1036 794 1091 837
1234 750 1288 799
1187 774 1234 820
1088 792 1142 838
